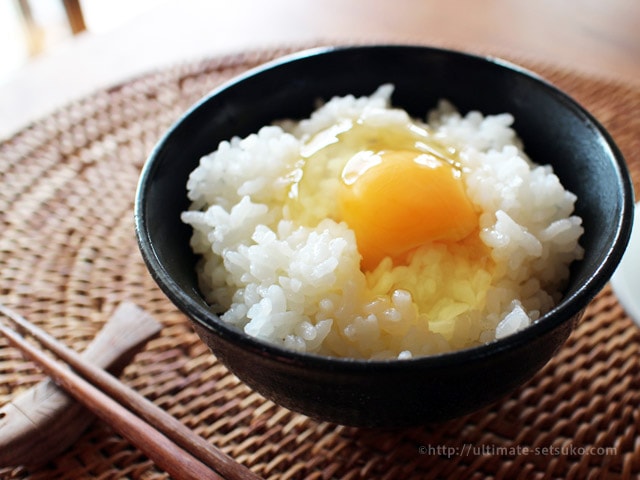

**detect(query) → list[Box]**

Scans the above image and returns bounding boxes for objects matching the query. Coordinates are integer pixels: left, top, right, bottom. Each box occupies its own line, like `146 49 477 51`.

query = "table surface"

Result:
1 0 639 140
1 44 638 480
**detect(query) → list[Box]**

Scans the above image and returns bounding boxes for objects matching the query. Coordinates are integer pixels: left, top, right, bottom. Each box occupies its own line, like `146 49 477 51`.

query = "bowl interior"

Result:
136 45 634 360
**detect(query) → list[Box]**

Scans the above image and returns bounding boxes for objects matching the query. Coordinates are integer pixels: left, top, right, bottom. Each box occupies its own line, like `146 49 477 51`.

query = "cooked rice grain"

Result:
182 86 584 359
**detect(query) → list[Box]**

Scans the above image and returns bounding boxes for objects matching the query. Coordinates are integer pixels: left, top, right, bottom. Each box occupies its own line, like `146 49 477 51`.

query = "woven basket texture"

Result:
0 45 639 479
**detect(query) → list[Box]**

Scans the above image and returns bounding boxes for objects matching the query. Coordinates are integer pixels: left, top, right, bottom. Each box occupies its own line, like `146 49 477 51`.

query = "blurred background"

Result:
1 0 639 140
1 0 158 82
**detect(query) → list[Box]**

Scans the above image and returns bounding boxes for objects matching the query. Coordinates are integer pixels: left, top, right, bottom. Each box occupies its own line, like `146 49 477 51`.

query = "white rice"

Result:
181 85 584 359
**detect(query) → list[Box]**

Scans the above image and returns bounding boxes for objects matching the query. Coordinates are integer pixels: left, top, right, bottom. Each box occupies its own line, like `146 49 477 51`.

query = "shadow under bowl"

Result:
135 45 634 427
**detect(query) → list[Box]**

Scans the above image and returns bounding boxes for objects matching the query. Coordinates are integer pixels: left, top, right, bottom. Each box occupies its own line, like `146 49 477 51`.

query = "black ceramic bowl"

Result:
135 45 634 427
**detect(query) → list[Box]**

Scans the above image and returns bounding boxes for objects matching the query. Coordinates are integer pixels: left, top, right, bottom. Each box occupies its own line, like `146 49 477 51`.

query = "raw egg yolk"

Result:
339 150 478 271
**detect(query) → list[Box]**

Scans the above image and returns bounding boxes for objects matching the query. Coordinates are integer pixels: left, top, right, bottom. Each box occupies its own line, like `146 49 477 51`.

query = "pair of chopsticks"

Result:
0 304 262 480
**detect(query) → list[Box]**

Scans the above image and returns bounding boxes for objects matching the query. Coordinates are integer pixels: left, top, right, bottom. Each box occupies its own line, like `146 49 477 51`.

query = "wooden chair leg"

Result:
62 0 86 34
16 0 43 55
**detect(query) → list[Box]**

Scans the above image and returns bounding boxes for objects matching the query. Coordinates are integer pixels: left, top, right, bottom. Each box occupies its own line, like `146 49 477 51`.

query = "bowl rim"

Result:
135 43 635 371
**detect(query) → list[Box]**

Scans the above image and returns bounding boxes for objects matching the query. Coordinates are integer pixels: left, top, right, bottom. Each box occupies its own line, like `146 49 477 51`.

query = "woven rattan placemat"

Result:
1 45 638 479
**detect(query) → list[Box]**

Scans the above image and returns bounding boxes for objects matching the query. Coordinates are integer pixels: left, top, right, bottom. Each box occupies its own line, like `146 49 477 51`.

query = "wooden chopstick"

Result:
0 305 261 480
0 321 221 480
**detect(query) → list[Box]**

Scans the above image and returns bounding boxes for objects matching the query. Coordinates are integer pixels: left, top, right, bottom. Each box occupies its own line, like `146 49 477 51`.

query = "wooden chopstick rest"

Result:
0 302 162 467
0 317 225 480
